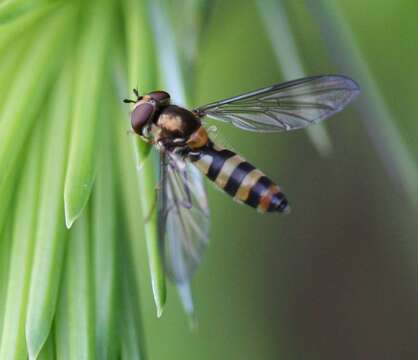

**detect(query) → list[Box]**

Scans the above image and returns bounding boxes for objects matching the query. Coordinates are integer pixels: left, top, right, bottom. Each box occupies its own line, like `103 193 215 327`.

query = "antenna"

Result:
122 88 142 104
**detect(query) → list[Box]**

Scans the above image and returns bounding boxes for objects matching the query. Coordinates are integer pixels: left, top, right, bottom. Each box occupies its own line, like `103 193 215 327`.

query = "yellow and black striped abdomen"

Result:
189 143 289 213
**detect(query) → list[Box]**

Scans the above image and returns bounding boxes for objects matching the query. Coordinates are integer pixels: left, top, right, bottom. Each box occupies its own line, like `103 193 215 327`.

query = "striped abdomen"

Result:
189 143 289 213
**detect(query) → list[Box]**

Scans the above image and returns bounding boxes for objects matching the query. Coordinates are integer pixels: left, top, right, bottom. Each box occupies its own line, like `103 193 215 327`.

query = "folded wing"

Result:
158 153 210 284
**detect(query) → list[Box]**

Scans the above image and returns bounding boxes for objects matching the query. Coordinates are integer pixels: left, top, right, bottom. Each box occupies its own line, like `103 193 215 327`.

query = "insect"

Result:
124 75 359 284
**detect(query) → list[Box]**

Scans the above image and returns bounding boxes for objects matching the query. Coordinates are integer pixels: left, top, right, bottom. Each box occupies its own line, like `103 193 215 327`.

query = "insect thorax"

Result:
153 105 202 147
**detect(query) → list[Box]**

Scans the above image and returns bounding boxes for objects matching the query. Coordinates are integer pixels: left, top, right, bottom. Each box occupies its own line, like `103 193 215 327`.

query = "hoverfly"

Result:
124 75 359 284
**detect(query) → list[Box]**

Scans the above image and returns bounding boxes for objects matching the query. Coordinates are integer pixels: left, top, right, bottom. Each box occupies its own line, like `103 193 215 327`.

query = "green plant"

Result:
0 0 212 357
0 0 416 359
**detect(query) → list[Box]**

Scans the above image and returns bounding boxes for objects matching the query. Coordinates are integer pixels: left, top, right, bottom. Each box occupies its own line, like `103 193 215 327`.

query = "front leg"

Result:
158 137 190 157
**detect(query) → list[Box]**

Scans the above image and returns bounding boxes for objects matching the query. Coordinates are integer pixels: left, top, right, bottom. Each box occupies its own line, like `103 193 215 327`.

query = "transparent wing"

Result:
158 152 210 284
194 75 360 132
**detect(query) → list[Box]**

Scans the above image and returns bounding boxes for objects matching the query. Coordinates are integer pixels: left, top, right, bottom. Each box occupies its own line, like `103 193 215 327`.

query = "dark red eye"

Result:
131 103 154 134
148 90 170 104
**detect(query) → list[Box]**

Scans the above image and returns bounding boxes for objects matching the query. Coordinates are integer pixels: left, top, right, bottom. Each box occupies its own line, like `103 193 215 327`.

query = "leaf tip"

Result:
156 305 164 318
64 201 77 228
155 292 166 318
65 216 74 229
26 331 46 360
64 183 91 228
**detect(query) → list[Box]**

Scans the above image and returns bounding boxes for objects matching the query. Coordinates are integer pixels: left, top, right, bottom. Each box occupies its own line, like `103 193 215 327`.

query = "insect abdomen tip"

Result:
272 193 290 214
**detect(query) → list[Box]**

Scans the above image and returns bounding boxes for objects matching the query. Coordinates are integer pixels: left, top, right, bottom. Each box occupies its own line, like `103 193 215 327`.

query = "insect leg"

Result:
143 184 160 224
144 152 166 224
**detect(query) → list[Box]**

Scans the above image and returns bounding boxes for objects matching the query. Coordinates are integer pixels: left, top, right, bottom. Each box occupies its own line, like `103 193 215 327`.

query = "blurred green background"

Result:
0 0 417 359
140 1 418 359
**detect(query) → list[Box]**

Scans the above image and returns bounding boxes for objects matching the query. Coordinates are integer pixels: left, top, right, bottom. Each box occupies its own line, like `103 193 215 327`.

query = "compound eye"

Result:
149 90 170 105
131 103 154 134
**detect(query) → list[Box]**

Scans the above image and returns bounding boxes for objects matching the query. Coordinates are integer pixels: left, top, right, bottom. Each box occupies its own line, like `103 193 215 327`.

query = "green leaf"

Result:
92 104 118 359
149 0 196 315
55 213 95 360
115 105 166 318
25 63 72 360
0 5 73 198
120 257 147 360
256 0 332 156
114 108 148 358
0 39 30 235
0 38 27 111
0 220 13 343
0 124 42 360
123 0 156 95
122 0 166 316
133 142 166 318
64 0 115 228
150 0 188 103
0 166 18 239
37 333 55 360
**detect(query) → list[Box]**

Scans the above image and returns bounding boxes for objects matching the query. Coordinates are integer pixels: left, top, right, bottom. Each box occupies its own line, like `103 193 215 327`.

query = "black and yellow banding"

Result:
190 142 289 213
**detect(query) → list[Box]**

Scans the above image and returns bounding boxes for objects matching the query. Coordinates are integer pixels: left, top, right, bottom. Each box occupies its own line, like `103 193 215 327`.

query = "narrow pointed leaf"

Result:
120 263 146 360
64 0 114 228
150 0 187 104
0 166 18 238
25 65 72 359
0 128 42 360
37 333 55 360
0 6 72 193
92 105 118 359
55 214 95 360
115 105 166 318
0 221 13 343
123 0 156 97
0 39 27 112
118 207 146 360
150 0 195 314
123 0 166 315
114 109 148 358
0 31 35 237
